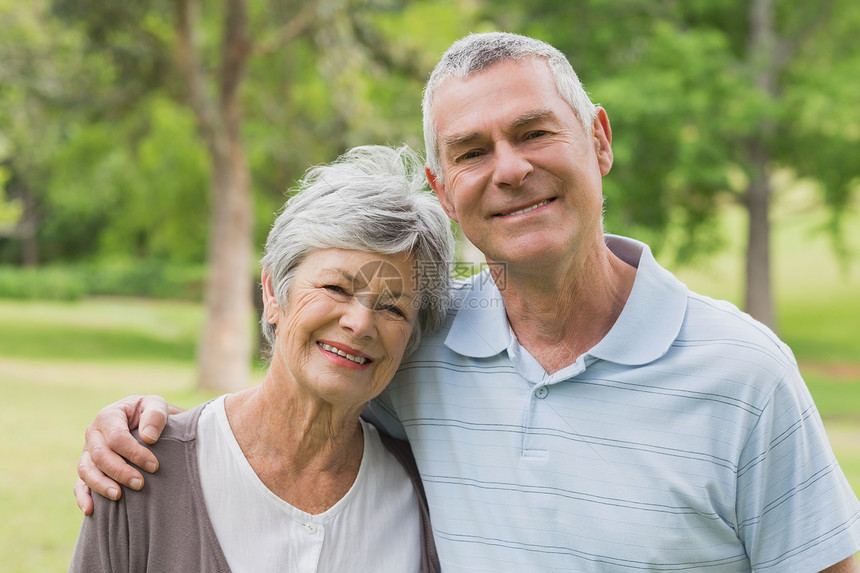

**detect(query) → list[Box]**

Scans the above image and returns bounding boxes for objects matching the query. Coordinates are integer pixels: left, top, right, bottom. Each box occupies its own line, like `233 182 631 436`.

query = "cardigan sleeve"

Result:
69 492 131 573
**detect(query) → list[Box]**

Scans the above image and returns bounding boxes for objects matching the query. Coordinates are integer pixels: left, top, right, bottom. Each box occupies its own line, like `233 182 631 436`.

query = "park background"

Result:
1 0 858 570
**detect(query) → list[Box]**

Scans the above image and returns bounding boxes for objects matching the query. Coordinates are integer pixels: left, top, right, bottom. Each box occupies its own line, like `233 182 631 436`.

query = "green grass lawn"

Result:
0 298 225 572
1 191 858 570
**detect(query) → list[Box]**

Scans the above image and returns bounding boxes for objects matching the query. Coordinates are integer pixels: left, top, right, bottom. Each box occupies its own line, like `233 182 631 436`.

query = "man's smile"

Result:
496 198 554 217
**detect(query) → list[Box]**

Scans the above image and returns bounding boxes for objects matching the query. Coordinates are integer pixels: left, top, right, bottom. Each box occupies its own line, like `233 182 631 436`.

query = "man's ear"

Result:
261 271 280 325
592 106 614 176
426 165 459 223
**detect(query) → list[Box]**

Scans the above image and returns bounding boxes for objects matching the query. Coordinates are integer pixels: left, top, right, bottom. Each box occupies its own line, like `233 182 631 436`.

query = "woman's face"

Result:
265 248 419 409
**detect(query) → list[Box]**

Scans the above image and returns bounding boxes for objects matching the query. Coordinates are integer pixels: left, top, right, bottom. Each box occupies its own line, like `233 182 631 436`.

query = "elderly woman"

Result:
69 145 450 573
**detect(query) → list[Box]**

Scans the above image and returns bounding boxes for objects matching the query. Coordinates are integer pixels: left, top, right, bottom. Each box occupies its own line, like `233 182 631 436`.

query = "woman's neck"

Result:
224 382 365 514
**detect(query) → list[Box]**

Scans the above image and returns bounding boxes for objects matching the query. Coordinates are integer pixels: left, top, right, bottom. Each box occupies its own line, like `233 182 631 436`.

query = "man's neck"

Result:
493 242 637 375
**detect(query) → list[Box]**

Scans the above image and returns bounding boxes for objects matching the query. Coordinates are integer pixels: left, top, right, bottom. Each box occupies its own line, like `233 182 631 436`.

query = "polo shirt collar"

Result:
588 236 687 365
444 269 511 358
444 235 688 366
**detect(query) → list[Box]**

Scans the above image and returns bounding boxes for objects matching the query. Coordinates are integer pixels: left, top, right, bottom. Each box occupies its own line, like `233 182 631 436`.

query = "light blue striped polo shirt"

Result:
369 235 860 572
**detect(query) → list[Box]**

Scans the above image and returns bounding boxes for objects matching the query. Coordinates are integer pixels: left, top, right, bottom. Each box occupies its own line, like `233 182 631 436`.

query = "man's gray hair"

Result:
422 32 598 179
259 145 453 359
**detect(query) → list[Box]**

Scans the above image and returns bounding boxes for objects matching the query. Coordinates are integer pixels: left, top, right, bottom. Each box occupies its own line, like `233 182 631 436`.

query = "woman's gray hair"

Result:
422 32 598 180
260 144 453 359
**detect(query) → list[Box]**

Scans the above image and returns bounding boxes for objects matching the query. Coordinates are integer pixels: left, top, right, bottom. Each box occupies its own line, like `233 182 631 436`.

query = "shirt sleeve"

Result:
735 365 860 572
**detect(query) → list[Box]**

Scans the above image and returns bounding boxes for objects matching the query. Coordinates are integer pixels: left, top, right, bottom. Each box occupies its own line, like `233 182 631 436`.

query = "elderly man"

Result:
76 33 860 572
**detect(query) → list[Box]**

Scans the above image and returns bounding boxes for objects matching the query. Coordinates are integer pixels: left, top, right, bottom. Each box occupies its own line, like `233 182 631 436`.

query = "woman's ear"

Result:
261 271 280 324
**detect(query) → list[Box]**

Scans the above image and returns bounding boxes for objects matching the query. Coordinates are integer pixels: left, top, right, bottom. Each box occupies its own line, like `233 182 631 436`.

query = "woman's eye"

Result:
377 302 406 318
323 284 349 296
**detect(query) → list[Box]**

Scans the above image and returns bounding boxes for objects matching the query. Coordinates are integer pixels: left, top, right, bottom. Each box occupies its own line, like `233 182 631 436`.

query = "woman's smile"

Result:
316 341 372 367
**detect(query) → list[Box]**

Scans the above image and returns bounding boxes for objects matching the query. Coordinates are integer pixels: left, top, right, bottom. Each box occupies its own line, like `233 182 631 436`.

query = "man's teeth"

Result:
318 343 368 365
502 199 551 217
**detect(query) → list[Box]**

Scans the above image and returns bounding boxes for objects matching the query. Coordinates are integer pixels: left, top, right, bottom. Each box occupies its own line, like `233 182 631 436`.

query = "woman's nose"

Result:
339 297 377 339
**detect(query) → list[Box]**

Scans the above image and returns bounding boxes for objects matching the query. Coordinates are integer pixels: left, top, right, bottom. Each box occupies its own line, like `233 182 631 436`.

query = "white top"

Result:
197 394 422 573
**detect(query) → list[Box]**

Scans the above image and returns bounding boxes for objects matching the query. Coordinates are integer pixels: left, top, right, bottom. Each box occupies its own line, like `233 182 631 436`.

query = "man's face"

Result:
427 57 613 270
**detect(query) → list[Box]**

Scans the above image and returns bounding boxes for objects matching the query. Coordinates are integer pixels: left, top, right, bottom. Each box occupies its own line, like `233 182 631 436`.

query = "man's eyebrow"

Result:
440 131 481 149
510 109 557 129
440 109 560 149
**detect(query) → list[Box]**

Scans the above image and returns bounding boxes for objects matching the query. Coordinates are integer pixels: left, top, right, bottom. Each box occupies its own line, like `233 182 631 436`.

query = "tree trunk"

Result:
197 138 253 391
744 0 778 331
19 181 39 267
744 141 775 330
176 0 253 391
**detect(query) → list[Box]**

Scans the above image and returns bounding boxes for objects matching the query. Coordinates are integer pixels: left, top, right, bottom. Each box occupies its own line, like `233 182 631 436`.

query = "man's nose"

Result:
491 142 533 189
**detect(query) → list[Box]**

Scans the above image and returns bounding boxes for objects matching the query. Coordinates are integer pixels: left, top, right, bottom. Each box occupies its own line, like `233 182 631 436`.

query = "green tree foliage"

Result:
0 3 188 264
0 0 88 264
1 0 479 268
1 0 483 390
41 97 210 262
5 0 855 331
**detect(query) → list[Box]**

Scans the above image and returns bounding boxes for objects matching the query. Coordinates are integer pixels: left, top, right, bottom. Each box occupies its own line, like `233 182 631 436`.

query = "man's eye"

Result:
457 150 483 162
525 130 549 140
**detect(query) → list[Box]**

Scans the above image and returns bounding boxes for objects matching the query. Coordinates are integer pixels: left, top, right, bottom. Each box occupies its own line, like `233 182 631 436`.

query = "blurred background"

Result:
1 0 858 570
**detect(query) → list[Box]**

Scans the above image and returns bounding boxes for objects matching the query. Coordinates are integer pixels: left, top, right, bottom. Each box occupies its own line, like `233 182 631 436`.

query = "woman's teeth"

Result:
318 342 368 365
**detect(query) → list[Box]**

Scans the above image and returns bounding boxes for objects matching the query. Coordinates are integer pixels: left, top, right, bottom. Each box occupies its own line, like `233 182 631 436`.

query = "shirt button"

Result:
535 386 549 399
303 522 318 534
